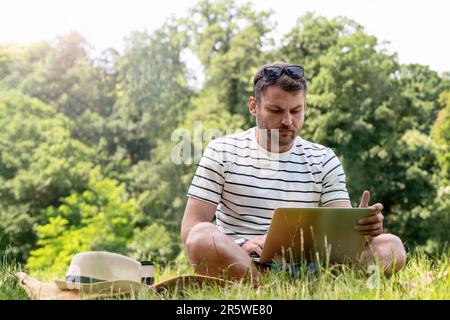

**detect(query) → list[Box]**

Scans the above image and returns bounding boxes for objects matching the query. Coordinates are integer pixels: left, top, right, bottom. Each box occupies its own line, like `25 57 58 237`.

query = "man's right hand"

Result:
241 234 267 256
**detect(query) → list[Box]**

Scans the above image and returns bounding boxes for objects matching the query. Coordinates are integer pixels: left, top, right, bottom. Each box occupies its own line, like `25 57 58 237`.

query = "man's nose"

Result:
281 111 292 126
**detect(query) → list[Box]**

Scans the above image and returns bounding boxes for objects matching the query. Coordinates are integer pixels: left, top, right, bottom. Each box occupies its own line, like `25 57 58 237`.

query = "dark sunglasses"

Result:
255 65 305 85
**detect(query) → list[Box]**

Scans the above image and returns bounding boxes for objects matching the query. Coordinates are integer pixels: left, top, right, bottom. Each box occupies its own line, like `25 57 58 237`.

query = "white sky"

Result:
1 0 449 73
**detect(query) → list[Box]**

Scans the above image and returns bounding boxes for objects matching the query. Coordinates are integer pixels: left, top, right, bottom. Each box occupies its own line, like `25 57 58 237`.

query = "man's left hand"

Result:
241 234 267 256
354 190 384 237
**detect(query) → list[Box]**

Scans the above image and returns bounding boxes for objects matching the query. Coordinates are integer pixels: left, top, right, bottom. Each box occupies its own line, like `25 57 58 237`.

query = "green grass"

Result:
1 250 449 300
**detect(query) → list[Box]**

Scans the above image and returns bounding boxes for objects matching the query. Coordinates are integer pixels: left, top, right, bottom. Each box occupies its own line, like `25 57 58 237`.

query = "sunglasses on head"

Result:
255 65 305 85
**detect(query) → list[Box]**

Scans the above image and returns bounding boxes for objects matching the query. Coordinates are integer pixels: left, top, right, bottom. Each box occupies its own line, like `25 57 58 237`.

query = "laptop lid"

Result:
258 207 374 264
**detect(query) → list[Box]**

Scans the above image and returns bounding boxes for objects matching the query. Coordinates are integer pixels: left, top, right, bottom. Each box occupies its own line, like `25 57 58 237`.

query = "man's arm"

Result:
181 197 217 244
325 200 351 208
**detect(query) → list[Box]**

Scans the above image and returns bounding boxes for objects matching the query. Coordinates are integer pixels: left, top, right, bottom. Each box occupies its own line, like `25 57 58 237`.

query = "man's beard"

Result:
274 128 296 145
257 127 297 151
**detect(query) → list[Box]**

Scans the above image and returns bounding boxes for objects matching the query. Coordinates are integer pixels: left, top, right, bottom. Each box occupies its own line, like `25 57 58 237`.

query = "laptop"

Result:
252 207 374 265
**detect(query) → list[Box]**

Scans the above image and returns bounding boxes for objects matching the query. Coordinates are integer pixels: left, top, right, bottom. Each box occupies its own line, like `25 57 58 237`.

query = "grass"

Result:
1 249 449 300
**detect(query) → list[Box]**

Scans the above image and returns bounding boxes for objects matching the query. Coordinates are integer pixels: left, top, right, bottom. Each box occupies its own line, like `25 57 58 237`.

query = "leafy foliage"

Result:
186 0 275 124
108 20 194 165
26 168 139 273
276 16 447 246
0 0 448 271
127 223 177 264
0 91 93 261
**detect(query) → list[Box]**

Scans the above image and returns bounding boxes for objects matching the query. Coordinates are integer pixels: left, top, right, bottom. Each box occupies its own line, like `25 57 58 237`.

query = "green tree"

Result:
127 223 177 265
278 12 363 80
0 203 34 260
129 87 245 229
1 33 115 120
186 0 275 124
0 41 53 90
0 34 117 152
431 91 450 181
108 20 194 166
278 16 443 246
26 168 139 274
0 91 93 261
124 87 245 264
2 2 449 262
400 64 450 135
0 45 16 80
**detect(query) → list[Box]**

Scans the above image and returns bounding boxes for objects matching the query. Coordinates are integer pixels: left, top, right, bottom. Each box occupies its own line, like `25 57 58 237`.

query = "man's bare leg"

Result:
184 222 259 282
359 233 407 277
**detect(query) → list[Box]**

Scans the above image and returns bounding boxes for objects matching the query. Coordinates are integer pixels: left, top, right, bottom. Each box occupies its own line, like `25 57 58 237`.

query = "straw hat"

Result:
17 251 232 299
54 251 151 294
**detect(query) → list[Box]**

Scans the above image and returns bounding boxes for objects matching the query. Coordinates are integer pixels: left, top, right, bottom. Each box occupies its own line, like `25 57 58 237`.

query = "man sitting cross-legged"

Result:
181 61 406 282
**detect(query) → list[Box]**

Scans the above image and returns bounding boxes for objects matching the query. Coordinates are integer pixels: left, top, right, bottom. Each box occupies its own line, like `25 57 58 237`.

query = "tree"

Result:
127 223 177 265
108 19 194 165
431 91 450 181
186 0 275 124
0 203 34 260
142 89 245 207
0 45 16 80
278 16 443 246
0 33 117 151
400 64 450 135
0 91 93 261
278 12 363 80
26 168 139 274
7 33 115 120
125 87 245 263
389 109 450 251
1 2 449 262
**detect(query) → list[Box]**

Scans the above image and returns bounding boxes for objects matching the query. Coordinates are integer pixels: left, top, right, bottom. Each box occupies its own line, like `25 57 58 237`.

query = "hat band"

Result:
65 275 105 284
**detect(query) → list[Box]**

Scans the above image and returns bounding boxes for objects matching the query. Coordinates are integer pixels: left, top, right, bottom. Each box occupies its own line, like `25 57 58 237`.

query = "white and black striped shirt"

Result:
187 127 350 240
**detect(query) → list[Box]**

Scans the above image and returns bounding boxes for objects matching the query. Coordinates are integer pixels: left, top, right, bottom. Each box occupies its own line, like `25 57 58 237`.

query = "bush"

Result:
127 223 179 265
25 167 139 274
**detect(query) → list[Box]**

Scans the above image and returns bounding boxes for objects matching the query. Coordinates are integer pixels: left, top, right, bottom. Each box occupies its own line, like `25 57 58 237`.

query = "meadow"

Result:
1 249 448 300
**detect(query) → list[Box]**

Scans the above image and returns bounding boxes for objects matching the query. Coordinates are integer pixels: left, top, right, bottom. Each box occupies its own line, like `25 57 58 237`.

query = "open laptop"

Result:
252 207 374 265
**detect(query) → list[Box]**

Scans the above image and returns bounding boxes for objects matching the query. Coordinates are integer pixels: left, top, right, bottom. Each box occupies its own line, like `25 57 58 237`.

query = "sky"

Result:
1 0 449 73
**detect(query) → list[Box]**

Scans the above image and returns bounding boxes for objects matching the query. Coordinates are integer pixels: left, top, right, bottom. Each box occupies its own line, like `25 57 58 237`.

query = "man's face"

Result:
249 85 306 152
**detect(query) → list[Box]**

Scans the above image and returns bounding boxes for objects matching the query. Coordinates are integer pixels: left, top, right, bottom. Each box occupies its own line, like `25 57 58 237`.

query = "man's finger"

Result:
354 222 382 231
244 243 263 255
254 239 265 249
251 245 263 255
248 237 265 249
359 190 370 208
372 203 384 211
358 213 384 225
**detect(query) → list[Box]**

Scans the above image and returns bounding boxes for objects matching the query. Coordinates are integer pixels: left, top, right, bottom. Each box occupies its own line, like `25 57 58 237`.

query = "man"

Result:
181 61 406 282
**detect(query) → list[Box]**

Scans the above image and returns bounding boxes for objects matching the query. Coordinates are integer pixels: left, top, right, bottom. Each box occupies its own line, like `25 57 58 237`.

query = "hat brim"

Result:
54 279 150 295
55 274 232 296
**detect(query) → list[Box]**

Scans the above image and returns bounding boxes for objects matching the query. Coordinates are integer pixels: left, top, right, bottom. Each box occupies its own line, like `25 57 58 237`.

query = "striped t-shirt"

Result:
186 127 350 241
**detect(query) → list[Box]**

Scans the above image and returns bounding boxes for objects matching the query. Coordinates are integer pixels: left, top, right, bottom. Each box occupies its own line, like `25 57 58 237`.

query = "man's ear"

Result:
249 96 257 118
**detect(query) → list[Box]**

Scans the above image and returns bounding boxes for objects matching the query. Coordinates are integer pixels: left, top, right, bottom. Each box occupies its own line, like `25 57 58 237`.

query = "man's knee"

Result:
183 223 252 280
370 233 407 270
373 234 405 253
184 222 218 255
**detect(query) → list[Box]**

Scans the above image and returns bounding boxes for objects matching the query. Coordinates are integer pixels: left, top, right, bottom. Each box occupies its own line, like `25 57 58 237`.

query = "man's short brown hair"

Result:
253 61 307 104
